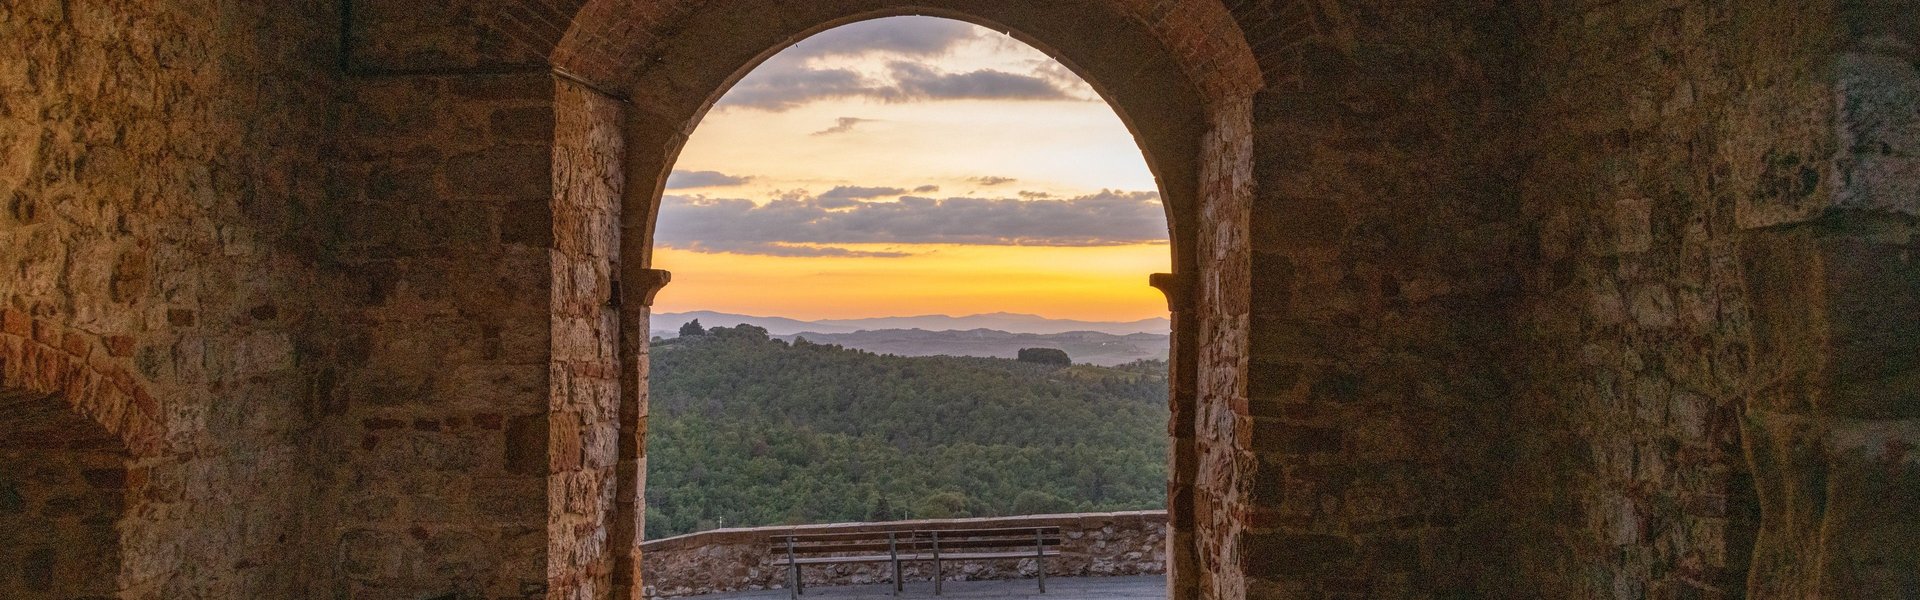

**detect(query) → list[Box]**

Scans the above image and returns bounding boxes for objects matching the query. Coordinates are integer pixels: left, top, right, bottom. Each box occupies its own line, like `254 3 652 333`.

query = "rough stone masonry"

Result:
0 1 1914 599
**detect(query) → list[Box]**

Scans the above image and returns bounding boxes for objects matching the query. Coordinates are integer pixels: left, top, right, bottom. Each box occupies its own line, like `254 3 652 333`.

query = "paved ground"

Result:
686 575 1164 599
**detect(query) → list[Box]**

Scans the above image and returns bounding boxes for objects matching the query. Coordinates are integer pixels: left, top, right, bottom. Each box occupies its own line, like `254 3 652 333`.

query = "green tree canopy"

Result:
678 319 706 337
644 333 1168 538
1016 347 1071 366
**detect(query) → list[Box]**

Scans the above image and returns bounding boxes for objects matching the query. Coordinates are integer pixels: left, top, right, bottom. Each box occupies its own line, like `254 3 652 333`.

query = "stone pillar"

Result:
551 76 630 599
613 268 669 600
1736 6 1920 596
1152 273 1200 600
616 85 692 599
1191 96 1254 600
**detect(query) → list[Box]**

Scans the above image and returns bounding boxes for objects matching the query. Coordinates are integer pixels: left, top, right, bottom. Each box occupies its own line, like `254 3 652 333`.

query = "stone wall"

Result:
345 0 545 72
1506 1 1920 598
0 0 343 597
549 77 629 600
324 70 561 599
1504 3 1798 596
639 511 1168 598
1231 3 1528 597
3 1 1916 599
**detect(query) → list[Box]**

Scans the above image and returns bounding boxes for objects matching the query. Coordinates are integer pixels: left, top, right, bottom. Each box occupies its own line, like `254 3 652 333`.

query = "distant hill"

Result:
816 312 1169 335
646 324 1168 538
652 311 1170 337
653 311 855 335
771 329 1168 366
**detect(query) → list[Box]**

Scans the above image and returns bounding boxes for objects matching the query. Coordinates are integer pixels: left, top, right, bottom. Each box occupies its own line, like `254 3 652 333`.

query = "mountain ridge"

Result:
653 310 1170 336
771 328 1168 366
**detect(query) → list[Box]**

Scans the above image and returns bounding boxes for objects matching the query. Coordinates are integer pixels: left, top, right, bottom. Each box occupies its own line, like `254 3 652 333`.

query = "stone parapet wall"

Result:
640 511 1167 598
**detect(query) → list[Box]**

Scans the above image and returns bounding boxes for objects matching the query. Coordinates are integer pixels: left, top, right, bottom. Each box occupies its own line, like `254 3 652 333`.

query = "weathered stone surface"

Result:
328 68 561 600
3 1 1917 599
1507 3 1920 600
550 76 628 600
1834 52 1920 216
1 0 342 597
346 0 546 72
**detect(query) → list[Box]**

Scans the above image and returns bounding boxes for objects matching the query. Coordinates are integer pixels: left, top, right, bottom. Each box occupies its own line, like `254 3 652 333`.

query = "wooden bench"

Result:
771 526 1063 597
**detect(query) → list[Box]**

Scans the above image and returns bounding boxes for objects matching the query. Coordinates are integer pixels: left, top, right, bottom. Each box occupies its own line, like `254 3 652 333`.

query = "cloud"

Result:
666 170 753 189
1027 60 1094 92
784 17 978 59
1019 191 1053 199
717 68 873 111
819 186 910 202
913 185 941 193
882 61 1073 102
813 117 875 136
713 18 1080 112
656 190 1167 256
970 176 1017 186
718 63 1077 111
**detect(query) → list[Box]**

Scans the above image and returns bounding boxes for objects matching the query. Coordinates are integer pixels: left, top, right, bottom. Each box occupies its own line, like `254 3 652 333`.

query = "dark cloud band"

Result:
786 17 976 59
666 170 752 189
813 117 875 135
656 191 1167 256
819 186 911 201
713 17 1083 111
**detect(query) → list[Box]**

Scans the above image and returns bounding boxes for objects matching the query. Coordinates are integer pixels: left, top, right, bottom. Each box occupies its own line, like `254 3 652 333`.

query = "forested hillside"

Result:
644 325 1169 538
768 328 1168 366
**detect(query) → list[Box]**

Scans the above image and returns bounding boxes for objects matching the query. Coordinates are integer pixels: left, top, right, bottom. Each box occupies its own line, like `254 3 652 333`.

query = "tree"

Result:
678 319 706 337
1016 347 1071 366
867 491 896 521
711 323 770 341
1012 490 1073 515
914 491 973 519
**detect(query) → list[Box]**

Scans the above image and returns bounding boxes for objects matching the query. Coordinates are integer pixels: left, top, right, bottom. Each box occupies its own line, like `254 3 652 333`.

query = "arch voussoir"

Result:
0 308 166 457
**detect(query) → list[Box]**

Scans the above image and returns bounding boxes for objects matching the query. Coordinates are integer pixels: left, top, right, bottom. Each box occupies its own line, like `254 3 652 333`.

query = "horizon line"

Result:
653 310 1171 323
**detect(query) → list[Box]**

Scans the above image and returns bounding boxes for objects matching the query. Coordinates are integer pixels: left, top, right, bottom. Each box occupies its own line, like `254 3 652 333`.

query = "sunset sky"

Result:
653 17 1169 322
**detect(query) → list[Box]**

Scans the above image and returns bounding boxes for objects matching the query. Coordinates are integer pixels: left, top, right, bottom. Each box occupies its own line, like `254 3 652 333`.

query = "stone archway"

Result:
531 2 1264 598
0 311 165 598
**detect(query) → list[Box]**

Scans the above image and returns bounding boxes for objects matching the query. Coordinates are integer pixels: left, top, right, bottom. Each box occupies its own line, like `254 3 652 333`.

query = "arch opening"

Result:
639 18 1175 591
546 2 1259 598
0 388 131 599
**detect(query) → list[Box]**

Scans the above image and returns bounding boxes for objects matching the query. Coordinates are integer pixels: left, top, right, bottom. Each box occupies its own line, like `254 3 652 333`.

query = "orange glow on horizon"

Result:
649 244 1171 322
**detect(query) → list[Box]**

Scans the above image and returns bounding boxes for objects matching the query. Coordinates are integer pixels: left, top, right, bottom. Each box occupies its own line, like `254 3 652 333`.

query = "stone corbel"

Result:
626 269 671 307
1149 272 1191 313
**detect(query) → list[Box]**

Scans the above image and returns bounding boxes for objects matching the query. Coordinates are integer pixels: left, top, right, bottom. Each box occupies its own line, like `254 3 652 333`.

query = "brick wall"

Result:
1232 3 1528 597
325 70 561 599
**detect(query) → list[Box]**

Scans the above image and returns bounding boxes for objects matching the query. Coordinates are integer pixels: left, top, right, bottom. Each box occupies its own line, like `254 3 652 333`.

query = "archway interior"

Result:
0 389 127 598
652 15 1171 321
547 3 1246 596
642 15 1176 539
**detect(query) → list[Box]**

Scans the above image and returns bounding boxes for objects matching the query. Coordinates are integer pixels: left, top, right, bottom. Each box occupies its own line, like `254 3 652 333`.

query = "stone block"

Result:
493 106 556 142
505 413 549 476
449 146 552 198
1835 53 1920 217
